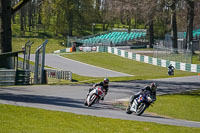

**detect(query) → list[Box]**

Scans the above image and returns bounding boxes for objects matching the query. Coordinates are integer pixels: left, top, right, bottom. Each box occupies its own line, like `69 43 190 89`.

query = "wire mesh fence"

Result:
22 40 34 70
153 45 192 64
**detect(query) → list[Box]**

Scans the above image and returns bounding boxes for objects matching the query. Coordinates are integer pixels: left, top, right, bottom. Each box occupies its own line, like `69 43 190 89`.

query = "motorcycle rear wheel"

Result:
126 105 133 114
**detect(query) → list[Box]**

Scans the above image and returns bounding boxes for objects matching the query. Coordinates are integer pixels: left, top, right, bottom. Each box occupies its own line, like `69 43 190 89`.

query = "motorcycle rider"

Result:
129 82 157 105
168 64 175 75
88 78 109 101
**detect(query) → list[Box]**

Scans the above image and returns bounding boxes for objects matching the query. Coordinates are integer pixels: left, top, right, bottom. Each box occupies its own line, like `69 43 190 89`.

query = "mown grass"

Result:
0 104 199 133
61 52 196 82
116 90 200 122
47 73 102 85
15 49 197 84
12 37 66 54
125 48 200 64
146 90 200 122
192 54 200 64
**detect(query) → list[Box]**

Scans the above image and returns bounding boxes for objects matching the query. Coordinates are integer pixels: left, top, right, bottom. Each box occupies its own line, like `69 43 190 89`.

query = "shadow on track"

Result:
111 80 200 95
0 92 88 109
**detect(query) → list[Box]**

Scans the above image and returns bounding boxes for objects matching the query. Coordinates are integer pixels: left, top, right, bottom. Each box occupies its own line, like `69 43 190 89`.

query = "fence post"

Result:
34 51 39 84
41 40 48 84
34 40 48 84
69 72 72 81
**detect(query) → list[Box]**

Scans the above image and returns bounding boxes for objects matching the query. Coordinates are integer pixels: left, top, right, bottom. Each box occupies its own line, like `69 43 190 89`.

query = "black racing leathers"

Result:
93 82 109 94
130 86 156 104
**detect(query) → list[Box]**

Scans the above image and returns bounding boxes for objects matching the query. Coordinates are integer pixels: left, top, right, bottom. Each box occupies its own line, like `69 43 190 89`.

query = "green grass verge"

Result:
47 73 102 85
192 54 200 64
147 90 200 122
17 56 100 85
0 104 199 133
128 48 200 64
61 52 196 82
116 90 200 122
12 37 66 54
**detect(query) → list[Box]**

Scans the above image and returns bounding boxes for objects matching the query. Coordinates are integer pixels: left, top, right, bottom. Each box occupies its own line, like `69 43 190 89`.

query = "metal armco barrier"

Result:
0 69 16 86
15 70 31 85
18 61 72 82
46 69 72 81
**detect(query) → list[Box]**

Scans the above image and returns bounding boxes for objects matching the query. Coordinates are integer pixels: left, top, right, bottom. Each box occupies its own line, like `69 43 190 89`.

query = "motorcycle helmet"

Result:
150 82 157 92
103 78 109 84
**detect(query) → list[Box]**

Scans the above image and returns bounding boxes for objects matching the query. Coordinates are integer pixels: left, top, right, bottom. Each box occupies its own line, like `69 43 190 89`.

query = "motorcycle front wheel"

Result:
136 103 149 116
84 99 88 106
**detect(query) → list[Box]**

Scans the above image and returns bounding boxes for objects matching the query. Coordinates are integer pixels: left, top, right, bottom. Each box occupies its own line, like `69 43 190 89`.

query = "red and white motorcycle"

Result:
84 86 105 107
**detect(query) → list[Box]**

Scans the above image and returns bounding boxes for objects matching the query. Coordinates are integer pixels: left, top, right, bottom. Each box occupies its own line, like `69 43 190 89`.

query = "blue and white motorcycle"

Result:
126 94 153 116
168 64 175 76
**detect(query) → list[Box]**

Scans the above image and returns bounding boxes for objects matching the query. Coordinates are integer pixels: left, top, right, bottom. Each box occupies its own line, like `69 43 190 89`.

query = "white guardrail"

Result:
52 46 200 73
107 47 200 73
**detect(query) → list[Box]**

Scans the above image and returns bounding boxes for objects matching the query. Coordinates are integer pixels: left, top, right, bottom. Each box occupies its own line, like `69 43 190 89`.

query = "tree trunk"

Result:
171 2 178 50
134 15 137 29
11 0 16 24
12 14 16 24
149 19 154 48
38 12 42 24
0 0 12 68
32 0 35 30
0 0 12 53
105 23 110 30
28 1 32 32
68 10 73 36
186 0 195 53
20 7 25 34
0 0 30 69
103 22 106 31
128 15 131 33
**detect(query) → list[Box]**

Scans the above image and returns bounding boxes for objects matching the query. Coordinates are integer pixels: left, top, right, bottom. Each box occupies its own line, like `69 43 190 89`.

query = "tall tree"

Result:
42 0 95 37
164 0 179 50
171 0 178 49
20 6 25 35
140 0 158 47
0 0 12 53
0 0 30 69
0 0 30 53
185 0 194 53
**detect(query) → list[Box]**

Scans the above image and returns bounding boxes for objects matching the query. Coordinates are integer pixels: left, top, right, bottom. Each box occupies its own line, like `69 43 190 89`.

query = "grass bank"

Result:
0 104 199 133
192 54 200 64
61 52 196 82
12 37 66 54
115 90 200 122
147 90 200 122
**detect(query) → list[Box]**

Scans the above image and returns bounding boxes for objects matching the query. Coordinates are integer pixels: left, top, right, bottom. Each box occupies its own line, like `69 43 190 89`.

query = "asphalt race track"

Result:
5 54 200 127
0 78 200 128
26 54 132 77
